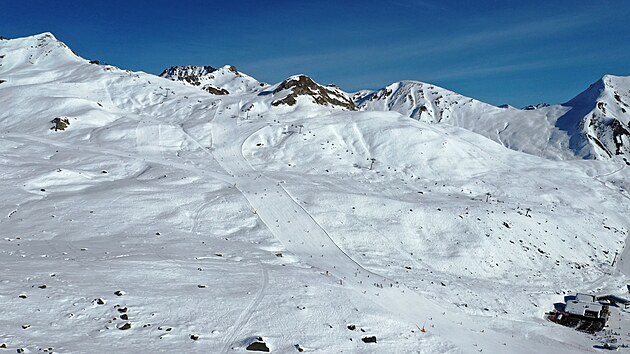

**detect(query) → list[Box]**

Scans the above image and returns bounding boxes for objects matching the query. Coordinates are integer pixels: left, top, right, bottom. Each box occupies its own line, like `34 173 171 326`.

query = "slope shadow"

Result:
554 79 604 159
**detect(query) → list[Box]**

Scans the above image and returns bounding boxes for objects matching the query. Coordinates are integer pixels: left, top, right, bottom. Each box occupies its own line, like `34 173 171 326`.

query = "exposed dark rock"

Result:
50 117 70 131
611 119 630 155
203 85 229 95
118 322 131 330
347 324 356 330
120 313 129 320
361 335 377 343
523 103 550 110
114 290 125 296
190 334 199 340
159 65 217 81
245 337 270 352
0 80 5 84
271 75 355 110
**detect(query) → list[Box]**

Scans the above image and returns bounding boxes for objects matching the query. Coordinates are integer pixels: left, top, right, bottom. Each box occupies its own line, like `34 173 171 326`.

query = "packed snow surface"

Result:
1 33 630 353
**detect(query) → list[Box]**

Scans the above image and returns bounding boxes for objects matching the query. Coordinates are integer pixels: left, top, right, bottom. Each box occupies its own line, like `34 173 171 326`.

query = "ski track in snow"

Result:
220 261 269 352
201 101 582 354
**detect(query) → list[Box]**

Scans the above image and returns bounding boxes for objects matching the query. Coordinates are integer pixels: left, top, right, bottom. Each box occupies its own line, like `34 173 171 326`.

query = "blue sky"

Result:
2 0 629 107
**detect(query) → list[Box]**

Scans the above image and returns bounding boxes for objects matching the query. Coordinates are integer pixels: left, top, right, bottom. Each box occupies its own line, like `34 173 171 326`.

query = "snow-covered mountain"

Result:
160 64 266 95
1 32 630 353
355 78 630 162
557 75 630 160
267 74 355 110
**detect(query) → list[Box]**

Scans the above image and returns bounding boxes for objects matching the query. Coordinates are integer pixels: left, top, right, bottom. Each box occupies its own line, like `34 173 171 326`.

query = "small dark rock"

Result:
118 322 131 330
361 335 377 343
114 290 125 296
0 343 5 348
190 334 199 340
347 324 356 331
50 117 70 131
120 313 129 320
117 307 128 313
22 325 30 329
18 294 27 299
246 340 270 352
38 284 47 289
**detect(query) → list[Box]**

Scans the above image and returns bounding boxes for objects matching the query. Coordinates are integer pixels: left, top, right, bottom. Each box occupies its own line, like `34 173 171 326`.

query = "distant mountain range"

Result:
161 65 630 163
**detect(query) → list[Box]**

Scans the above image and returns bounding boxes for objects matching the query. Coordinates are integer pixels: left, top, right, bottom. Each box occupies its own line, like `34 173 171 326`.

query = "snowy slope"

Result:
1 33 630 353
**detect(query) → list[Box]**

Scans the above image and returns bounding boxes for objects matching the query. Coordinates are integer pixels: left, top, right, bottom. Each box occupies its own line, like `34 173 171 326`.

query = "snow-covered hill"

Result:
1 33 629 353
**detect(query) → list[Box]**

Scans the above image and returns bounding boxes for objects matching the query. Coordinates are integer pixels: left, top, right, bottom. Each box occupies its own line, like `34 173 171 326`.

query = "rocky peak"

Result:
271 75 355 110
159 64 264 96
558 75 630 160
159 65 218 86
522 103 550 110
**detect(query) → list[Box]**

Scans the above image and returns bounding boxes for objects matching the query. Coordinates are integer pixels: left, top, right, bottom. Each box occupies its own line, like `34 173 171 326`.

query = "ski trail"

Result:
351 122 371 159
220 261 268 352
206 103 582 354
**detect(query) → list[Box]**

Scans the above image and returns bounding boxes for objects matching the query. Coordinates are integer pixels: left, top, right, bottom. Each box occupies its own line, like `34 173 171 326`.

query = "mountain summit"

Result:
270 74 355 110
557 74 630 159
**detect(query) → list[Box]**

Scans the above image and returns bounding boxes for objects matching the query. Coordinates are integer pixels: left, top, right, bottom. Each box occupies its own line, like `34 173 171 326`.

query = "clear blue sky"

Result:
2 0 629 107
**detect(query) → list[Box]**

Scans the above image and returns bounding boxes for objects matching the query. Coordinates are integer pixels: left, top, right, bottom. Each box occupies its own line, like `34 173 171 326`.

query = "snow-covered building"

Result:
565 294 604 318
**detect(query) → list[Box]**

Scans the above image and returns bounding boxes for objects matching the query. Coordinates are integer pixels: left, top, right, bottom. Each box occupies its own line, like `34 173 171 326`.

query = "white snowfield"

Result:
0 33 629 353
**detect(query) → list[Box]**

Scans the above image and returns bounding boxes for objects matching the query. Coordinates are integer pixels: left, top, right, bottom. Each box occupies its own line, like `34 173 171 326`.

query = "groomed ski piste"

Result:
1 33 629 353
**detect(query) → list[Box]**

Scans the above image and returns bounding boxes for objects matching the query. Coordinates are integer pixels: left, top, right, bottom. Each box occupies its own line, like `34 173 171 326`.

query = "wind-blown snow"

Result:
1 33 629 353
